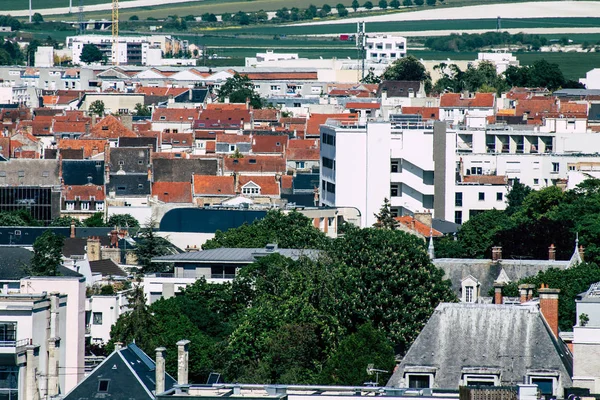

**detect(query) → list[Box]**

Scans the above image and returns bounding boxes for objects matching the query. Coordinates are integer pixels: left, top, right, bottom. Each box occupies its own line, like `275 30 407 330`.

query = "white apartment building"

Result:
572 282 600 393
365 35 407 63
86 290 130 345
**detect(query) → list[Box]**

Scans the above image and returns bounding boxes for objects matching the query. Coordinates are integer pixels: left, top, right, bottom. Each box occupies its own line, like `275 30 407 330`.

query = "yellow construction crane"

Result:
112 0 119 66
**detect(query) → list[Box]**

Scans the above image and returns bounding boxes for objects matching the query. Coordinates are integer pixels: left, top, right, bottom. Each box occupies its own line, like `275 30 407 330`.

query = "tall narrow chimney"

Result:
176 340 190 385
518 284 535 304
579 245 585 262
47 338 59 397
539 286 561 338
155 347 166 394
548 244 556 261
493 282 504 305
25 345 37 400
70 220 76 238
492 246 502 261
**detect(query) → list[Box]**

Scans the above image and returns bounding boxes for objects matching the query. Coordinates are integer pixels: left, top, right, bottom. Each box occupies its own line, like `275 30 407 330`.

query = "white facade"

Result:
581 68 600 89
572 283 600 394
86 290 130 345
67 35 174 66
476 52 519 75
34 46 54 68
365 35 407 63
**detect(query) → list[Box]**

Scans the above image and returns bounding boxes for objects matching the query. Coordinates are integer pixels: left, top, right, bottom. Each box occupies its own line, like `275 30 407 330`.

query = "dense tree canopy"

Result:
80 44 103 64
133 220 178 274
31 230 64 276
381 55 431 91
217 73 264 109
112 212 455 385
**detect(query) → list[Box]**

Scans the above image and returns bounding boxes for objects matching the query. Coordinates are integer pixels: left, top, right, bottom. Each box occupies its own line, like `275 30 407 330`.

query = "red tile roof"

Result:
216 133 251 144
401 107 440 120
199 109 251 124
252 108 279 121
86 115 137 139
345 102 380 110
224 155 286 174
395 216 443 238
206 141 216 153
0 137 9 159
58 138 108 158
281 175 293 190
515 98 558 117
53 121 88 134
239 175 279 196
306 113 358 136
286 139 319 161
152 108 201 122
63 185 106 201
152 181 192 203
205 103 248 111
251 135 288 154
193 175 235 196
440 93 495 108
136 87 189 97
162 132 194 147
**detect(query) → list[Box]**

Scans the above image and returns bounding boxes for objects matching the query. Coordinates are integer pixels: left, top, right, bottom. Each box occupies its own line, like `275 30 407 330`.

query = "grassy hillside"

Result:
1 0 134 11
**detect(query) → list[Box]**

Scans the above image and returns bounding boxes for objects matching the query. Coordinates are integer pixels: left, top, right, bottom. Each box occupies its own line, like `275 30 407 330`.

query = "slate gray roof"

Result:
0 246 82 279
377 80 422 98
434 258 569 297
153 246 320 263
89 259 127 277
387 303 573 390
64 343 176 400
152 158 218 183
62 160 105 185
0 159 59 186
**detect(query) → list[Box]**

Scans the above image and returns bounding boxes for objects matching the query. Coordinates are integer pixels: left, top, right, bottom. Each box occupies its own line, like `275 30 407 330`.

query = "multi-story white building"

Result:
365 35 407 63
85 290 130 345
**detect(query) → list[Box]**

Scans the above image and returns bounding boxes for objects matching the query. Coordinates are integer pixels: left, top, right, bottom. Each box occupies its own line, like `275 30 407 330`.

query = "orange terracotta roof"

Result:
287 147 319 161
239 175 279 196
195 129 222 140
559 102 587 115
199 109 251 123
152 108 201 122
401 107 440 120
152 181 192 203
12 150 38 159
58 138 107 158
281 175 293 190
251 135 288 154
205 103 248 111
345 102 380 110
440 93 495 108
216 133 251 144
224 155 286 174
136 87 188 97
306 113 358 136
86 115 137 139
63 185 105 201
53 121 88 133
206 141 216 153
193 175 235 196
162 132 194 147
515 98 558 117
252 108 279 121
395 216 443 238
462 175 508 185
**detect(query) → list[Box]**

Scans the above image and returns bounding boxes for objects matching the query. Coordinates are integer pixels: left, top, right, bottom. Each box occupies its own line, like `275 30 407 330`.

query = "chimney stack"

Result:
70 220 76 238
548 244 556 261
114 342 123 352
47 338 59 397
177 340 190 385
539 285 560 338
518 284 535 303
579 245 585 262
413 211 432 228
492 246 502 261
25 345 37 400
86 237 101 262
493 282 505 304
155 347 166 394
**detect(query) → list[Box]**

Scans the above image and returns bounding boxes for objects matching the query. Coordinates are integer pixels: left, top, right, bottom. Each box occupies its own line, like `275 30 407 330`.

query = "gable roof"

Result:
63 343 176 400
251 135 288 154
89 259 127 277
86 115 138 139
395 216 443 238
440 93 496 108
387 303 572 389
63 185 106 201
152 181 192 203
58 139 107 159
193 175 235 196
0 247 81 280
239 175 279 196
377 80 422 98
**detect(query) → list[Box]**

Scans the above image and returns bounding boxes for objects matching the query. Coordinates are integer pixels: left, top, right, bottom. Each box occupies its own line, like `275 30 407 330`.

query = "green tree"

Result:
390 0 400 8
30 230 64 276
528 59 566 91
455 209 512 258
80 43 103 64
133 220 177 274
0 210 40 226
363 1 374 9
133 103 151 117
88 100 105 117
373 198 398 230
32 13 44 23
50 216 82 227
322 4 332 13
201 13 218 22
107 214 140 228
203 210 330 250
505 179 532 215
321 323 395 385
426 0 436 5
337 6 349 16
402 0 413 6
217 73 264 109
414 0 424 5
382 54 431 82
379 0 388 8
83 212 105 227
361 67 381 84
352 0 360 10
128 15 139 21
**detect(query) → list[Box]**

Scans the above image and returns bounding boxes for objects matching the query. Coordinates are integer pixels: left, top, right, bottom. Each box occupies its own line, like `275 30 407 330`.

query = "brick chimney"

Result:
87 237 101 262
155 347 166 394
176 340 190 385
539 285 561 338
413 211 432 228
548 244 556 261
518 284 535 303
491 246 502 261
493 282 505 304
70 220 76 238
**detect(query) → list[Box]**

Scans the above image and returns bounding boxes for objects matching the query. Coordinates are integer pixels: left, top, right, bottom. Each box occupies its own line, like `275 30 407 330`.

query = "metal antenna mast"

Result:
356 21 366 81
112 0 119 66
78 0 85 35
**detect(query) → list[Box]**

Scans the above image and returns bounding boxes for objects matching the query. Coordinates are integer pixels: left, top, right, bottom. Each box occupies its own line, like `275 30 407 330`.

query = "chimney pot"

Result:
493 282 505 305
539 287 561 338
492 246 502 261
548 244 556 261
518 283 535 304
155 347 166 394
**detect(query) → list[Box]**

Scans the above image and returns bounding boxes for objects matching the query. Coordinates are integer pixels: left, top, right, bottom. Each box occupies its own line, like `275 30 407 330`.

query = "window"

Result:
552 162 560 173
534 178 539 185
322 157 334 170
242 186 260 195
455 192 463 207
137 184 144 189
408 375 431 389
270 85 280 91
497 192 503 201
98 380 110 392
455 211 462 225
18 171 24 177
531 378 554 395
42 171 49 177
391 160 399 173
138 160 143 165
92 312 103 325
96 202 104 211
81 202 90 211
470 166 483 175
465 286 474 303
296 161 305 169
391 184 399 197
118 160 124 166
229 145 235 152
478 192 485 201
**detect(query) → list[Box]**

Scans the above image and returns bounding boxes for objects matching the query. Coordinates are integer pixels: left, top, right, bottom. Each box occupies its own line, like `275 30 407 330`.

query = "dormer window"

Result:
461 275 480 303
160 116 166 120
102 126 108 130
242 182 260 195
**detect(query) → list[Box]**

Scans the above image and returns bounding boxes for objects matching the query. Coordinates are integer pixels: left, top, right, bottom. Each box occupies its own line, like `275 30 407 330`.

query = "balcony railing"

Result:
0 338 30 348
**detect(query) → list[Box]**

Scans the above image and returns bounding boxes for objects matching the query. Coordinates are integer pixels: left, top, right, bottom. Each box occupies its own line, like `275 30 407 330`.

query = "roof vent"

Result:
265 243 278 251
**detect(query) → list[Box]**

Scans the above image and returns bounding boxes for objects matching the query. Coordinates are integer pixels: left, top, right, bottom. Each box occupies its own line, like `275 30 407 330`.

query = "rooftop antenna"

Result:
366 364 388 386
112 0 119 66
356 21 366 82
496 16 501 32
29 0 32 23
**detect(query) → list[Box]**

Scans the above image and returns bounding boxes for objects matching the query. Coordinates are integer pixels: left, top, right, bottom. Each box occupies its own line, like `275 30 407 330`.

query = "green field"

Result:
2 0 134 11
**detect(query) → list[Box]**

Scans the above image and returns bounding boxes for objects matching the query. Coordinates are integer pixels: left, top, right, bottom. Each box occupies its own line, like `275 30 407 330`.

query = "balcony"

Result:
0 338 30 354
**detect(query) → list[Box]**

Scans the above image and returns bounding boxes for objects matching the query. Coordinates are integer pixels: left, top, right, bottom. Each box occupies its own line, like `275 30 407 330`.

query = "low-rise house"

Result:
223 155 286 176
215 133 252 155
62 184 106 218
439 92 496 126
251 134 288 155
286 139 320 173
152 181 193 203
238 175 280 202
151 108 201 133
192 175 235 206
152 157 218 182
